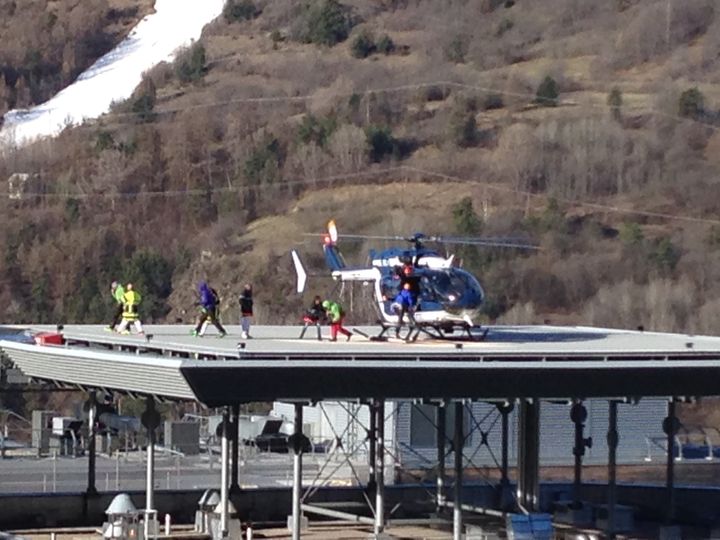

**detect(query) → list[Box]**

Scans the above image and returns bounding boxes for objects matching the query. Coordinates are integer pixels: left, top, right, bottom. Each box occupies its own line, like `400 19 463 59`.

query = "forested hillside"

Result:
1 0 719 334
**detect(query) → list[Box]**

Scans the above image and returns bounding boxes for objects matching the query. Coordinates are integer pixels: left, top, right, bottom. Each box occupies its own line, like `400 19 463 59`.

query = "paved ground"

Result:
0 451 362 494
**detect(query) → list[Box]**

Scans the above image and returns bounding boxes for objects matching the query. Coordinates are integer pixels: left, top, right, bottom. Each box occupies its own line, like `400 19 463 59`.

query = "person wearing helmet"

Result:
192 281 227 337
322 299 352 342
116 283 144 336
105 280 125 332
300 295 326 341
239 284 253 339
392 282 416 338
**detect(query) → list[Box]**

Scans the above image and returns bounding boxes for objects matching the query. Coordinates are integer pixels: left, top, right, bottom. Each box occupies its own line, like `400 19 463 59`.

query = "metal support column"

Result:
497 401 513 510
291 403 304 540
86 392 97 496
437 402 446 512
141 397 160 540
375 399 385 537
607 400 619 540
571 400 589 508
664 399 678 524
230 404 240 493
517 399 540 512
453 401 464 540
220 408 230 538
368 401 376 493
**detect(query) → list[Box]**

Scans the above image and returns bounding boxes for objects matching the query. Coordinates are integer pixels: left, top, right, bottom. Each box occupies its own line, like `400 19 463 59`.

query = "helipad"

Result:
2 324 720 405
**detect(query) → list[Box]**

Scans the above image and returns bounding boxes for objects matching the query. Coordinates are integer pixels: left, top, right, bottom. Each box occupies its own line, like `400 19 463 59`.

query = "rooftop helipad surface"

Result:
3 324 720 404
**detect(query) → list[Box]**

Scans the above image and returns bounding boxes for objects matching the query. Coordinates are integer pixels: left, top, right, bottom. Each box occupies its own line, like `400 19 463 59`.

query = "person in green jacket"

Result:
116 283 145 336
322 299 352 342
106 281 125 332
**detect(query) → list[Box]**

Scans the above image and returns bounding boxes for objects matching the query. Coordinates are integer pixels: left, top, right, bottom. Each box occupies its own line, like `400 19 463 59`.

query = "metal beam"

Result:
301 504 374 525
571 400 588 508
436 402 446 512
220 408 230 538
142 396 160 540
453 401 463 540
607 400 618 540
517 399 540 512
375 399 385 536
230 404 240 492
86 392 97 496
665 399 677 524
368 401 376 493
292 403 304 540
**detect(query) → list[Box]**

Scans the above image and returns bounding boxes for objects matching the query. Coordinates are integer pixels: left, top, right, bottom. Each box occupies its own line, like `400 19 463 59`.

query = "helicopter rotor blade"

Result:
430 236 541 250
301 233 406 241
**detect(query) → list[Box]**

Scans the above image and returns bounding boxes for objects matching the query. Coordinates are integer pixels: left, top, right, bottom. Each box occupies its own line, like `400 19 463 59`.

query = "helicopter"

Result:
291 220 539 341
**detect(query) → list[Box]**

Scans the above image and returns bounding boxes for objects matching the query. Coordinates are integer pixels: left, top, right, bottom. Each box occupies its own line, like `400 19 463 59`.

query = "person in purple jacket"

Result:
192 281 227 337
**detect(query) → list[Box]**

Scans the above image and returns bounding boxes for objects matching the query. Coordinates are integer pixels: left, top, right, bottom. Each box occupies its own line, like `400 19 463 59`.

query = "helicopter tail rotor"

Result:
291 250 308 293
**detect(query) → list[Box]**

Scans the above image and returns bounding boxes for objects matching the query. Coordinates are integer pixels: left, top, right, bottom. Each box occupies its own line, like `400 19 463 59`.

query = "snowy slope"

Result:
0 0 225 148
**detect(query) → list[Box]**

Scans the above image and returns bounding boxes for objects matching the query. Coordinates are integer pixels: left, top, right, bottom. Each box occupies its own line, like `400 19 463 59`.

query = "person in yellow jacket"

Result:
116 283 145 336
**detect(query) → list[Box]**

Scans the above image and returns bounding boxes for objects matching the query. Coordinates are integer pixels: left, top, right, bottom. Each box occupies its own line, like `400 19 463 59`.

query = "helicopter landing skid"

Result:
417 324 489 342
354 323 421 343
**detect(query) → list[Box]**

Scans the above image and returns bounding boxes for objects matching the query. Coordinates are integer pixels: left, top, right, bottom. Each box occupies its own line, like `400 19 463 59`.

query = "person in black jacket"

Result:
300 295 326 340
239 284 253 339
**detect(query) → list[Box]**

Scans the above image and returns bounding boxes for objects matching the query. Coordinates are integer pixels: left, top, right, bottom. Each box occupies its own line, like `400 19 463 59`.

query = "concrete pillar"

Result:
453 401 463 540
291 403 304 540
374 399 385 536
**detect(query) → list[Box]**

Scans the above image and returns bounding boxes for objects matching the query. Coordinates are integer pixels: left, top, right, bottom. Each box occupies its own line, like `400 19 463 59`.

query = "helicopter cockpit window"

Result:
426 270 483 305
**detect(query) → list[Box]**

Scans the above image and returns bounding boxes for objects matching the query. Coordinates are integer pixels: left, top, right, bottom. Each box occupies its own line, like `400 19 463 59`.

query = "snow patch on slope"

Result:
0 0 225 148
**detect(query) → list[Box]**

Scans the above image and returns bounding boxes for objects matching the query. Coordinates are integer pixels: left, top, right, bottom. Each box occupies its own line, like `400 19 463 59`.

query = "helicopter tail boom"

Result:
323 242 346 271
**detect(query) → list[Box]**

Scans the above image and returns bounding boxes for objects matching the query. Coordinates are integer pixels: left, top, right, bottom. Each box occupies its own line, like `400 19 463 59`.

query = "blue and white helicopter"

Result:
292 221 538 340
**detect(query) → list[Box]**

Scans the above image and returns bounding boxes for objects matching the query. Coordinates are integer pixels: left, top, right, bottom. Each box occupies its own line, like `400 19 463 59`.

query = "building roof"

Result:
2 324 720 405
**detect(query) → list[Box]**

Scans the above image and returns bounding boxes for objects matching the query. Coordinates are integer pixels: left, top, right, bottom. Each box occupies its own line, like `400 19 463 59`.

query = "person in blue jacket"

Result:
392 282 416 337
192 281 227 337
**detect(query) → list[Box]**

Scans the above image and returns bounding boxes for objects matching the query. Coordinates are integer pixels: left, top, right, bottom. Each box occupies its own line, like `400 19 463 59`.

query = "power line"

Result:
5 163 720 228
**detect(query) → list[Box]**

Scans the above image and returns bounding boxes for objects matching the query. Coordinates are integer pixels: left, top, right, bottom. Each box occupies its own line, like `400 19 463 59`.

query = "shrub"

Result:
174 42 206 83
607 87 622 120
297 114 337 147
650 237 680 274
449 110 478 148
496 18 514 36
376 34 395 54
223 0 259 23
300 0 353 46
452 197 482 235
678 87 705 119
350 29 376 58
444 34 469 63
244 136 282 184
535 76 559 107
365 125 397 162
619 222 644 246
483 93 504 110
130 76 157 122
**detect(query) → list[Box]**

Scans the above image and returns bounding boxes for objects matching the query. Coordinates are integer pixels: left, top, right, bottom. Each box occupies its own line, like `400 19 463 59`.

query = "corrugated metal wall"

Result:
276 398 669 471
